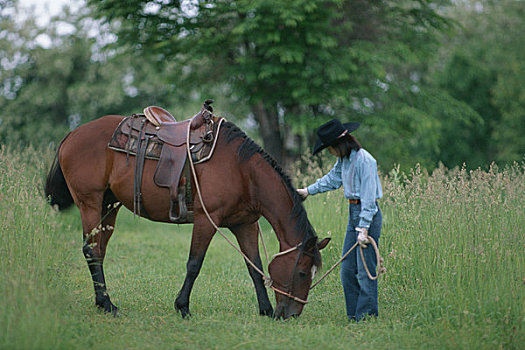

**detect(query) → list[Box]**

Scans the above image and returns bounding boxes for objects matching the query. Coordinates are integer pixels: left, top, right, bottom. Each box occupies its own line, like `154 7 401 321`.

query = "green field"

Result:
1 146 524 350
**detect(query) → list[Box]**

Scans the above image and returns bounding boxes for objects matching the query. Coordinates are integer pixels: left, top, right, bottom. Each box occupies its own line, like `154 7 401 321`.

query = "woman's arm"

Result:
357 156 379 228
306 158 343 195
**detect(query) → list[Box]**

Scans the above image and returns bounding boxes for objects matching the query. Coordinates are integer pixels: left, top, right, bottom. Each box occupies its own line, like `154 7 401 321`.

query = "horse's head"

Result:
269 237 330 319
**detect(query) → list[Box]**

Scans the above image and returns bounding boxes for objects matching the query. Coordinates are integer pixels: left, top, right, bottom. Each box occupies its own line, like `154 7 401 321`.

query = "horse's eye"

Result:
298 271 307 278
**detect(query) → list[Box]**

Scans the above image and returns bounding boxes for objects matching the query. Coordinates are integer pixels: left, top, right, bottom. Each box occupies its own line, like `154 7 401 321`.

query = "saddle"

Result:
108 100 224 223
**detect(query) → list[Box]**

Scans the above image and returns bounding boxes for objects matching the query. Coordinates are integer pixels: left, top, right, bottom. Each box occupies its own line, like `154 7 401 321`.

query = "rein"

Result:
185 120 310 304
184 120 266 277
184 121 384 305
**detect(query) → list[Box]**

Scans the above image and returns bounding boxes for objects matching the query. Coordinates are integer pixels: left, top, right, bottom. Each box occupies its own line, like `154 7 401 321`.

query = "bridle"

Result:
268 242 311 305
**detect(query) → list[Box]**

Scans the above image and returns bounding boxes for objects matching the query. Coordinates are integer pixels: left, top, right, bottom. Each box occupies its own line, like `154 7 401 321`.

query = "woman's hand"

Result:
297 188 309 200
356 227 369 248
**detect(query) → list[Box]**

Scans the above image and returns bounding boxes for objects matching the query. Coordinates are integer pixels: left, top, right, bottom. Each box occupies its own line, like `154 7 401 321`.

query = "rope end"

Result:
379 257 386 274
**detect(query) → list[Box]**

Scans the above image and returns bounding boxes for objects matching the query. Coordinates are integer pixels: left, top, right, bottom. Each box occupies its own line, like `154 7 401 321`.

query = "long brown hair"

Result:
331 134 361 158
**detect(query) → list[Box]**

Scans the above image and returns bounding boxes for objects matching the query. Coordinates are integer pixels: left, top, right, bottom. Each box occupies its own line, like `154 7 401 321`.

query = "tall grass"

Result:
0 146 73 349
1 146 524 349
297 157 525 348
380 163 524 330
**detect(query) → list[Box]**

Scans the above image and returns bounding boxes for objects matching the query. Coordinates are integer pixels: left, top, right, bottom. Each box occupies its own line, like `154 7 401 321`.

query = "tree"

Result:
0 2 191 147
435 0 525 166
89 0 451 166
483 1 525 163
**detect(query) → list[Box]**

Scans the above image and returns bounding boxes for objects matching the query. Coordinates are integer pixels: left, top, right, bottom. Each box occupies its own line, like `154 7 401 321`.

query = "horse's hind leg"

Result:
230 222 274 317
80 189 120 316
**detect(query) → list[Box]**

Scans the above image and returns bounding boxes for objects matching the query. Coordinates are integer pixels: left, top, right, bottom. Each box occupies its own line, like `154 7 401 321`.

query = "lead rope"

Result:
185 122 272 287
257 222 270 266
311 237 385 289
360 238 385 281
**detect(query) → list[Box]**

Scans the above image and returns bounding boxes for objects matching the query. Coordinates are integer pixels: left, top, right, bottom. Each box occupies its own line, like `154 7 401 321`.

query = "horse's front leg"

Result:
175 219 215 318
230 222 274 317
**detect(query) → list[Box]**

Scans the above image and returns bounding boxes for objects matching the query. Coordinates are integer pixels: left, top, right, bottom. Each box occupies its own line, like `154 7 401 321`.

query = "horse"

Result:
45 107 330 320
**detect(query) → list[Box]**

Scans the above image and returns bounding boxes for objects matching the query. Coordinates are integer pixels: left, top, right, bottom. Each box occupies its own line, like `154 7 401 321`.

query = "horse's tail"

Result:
45 133 74 211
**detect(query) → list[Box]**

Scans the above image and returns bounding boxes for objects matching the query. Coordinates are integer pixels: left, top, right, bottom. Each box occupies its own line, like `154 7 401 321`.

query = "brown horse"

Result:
45 111 329 319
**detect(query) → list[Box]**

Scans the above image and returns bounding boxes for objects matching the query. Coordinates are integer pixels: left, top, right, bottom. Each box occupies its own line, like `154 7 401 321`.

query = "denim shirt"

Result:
307 148 383 228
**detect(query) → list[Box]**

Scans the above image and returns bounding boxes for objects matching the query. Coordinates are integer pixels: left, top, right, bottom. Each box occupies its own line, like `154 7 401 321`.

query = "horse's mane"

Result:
221 121 322 267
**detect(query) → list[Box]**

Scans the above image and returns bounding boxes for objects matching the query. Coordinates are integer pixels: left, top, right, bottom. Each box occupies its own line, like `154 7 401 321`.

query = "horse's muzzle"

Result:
273 300 303 320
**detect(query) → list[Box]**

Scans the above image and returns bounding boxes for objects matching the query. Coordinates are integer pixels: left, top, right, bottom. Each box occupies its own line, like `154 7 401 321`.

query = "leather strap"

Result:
134 120 148 217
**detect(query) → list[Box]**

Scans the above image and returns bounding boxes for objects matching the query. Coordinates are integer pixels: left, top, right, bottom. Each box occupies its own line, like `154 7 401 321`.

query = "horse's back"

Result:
59 115 124 195
67 115 123 143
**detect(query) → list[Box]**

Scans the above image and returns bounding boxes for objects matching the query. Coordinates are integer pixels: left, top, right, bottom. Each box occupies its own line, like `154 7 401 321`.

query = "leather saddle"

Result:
143 106 177 126
108 100 223 223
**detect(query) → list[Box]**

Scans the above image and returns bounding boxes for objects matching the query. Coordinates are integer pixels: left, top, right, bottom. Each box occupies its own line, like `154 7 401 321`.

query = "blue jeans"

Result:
340 202 382 321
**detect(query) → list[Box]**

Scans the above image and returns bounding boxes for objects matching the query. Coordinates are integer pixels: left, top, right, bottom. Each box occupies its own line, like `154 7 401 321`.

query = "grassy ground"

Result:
1 146 524 349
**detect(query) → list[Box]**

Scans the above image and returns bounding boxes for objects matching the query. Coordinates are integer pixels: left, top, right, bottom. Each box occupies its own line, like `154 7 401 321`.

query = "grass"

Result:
1 146 524 349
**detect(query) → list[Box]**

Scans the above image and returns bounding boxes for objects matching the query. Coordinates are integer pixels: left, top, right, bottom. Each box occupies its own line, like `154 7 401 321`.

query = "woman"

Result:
297 119 383 321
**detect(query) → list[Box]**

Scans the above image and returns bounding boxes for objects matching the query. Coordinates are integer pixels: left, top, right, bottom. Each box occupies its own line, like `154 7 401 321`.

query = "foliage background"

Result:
1 0 523 170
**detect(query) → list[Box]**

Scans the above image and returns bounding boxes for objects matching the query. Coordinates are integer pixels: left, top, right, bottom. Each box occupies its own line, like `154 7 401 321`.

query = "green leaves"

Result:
436 0 525 166
4 0 520 168
85 0 462 165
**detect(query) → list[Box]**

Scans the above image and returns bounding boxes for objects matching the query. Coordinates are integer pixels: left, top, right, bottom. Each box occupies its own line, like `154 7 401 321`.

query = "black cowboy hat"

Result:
312 119 360 155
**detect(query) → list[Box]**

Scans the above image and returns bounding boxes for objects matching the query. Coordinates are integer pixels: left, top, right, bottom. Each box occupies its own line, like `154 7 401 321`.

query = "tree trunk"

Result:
251 102 284 165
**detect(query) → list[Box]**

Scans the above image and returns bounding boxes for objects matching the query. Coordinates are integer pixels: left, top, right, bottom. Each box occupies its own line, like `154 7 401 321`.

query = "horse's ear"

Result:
317 237 331 250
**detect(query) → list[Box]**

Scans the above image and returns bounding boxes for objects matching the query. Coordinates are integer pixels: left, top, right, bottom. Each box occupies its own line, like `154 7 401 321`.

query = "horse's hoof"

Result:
177 307 192 319
259 307 274 317
109 305 118 317
175 301 191 319
97 298 118 317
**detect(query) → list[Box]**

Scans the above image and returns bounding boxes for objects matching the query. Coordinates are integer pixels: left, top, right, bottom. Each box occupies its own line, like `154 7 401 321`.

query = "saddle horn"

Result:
203 99 214 112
